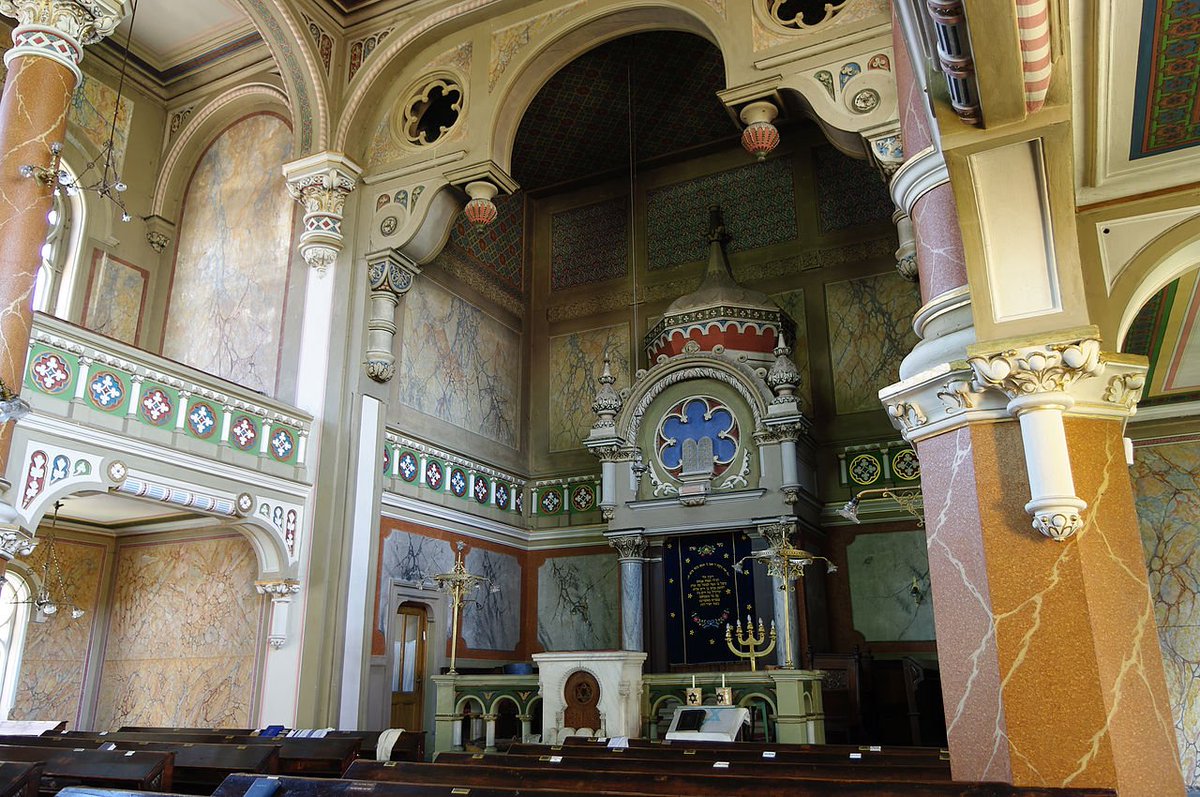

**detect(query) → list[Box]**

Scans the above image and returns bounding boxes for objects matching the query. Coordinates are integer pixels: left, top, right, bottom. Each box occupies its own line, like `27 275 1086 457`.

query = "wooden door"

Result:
390 603 427 730
563 670 601 731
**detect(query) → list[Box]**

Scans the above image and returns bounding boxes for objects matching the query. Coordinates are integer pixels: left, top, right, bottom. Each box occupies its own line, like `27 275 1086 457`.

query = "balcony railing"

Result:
22 314 311 479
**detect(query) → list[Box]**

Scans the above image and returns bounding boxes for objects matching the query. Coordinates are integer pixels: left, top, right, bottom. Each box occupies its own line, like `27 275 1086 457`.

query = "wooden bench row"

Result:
54 772 1121 797
511 741 951 768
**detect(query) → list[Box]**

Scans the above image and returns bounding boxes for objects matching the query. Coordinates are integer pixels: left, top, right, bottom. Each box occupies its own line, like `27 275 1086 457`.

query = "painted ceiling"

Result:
511 31 736 191
1121 267 1200 405
1130 0 1200 159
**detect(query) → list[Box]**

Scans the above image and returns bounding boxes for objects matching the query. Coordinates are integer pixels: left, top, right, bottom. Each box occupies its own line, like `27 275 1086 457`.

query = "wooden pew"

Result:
0 735 278 793
561 734 950 759
436 750 953 783
508 741 950 769
343 759 1117 797
51 732 359 778
119 727 256 735
0 762 40 797
324 730 427 762
0 745 172 795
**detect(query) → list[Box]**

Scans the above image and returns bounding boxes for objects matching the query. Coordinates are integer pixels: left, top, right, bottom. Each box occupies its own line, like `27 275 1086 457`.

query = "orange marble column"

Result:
0 52 76 473
0 1 128 568
918 418 1184 795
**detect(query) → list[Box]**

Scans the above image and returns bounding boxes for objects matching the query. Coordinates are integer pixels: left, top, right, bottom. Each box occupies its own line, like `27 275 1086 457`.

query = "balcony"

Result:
22 314 311 483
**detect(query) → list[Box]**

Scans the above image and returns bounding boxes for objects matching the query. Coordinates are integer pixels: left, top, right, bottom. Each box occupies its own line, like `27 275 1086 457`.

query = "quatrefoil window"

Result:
400 77 463 146
655 396 740 479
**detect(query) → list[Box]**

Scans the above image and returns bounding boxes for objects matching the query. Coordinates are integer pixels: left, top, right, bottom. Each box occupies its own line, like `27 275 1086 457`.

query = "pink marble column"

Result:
892 9 969 305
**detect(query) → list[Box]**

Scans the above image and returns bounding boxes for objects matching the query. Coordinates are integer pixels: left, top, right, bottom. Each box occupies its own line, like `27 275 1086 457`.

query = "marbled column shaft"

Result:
912 185 969 304
0 53 76 472
619 557 644 652
917 420 1184 795
892 5 934 157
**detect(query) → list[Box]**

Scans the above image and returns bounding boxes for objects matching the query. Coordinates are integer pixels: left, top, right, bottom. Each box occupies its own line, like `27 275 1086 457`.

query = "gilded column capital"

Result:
608 533 646 561
1 0 129 83
282 152 362 275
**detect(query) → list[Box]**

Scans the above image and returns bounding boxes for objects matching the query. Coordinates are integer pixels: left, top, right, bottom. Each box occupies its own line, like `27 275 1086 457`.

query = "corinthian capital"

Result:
968 334 1103 400
283 152 362 274
1 0 128 45
608 534 646 561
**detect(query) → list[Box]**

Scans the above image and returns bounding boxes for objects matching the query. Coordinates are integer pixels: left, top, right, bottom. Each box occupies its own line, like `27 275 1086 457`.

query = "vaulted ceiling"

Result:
510 31 737 192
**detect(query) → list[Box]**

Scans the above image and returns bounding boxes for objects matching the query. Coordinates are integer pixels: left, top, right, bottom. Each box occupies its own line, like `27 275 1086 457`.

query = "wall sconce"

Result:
463 181 499 227
0 377 31 424
739 101 780 161
838 487 924 526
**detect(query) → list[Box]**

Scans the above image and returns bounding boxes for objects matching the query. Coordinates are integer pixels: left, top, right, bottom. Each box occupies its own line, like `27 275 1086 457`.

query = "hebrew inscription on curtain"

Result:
663 531 756 665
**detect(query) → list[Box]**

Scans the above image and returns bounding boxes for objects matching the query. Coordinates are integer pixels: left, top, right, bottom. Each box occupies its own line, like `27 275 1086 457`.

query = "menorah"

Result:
725 614 777 671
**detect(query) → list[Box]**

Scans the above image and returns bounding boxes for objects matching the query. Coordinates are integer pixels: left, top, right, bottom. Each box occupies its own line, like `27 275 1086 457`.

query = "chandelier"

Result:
19 0 139 223
16 502 85 621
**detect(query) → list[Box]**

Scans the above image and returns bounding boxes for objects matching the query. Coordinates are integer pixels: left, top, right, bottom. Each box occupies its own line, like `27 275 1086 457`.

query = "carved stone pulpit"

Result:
533 651 647 743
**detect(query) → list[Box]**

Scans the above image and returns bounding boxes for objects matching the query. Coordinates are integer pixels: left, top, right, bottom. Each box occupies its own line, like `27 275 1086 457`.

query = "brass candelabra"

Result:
433 541 492 675
734 524 835 669
725 615 776 671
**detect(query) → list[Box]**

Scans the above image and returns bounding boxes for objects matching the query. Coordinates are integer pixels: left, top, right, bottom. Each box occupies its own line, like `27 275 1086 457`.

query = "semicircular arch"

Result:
1110 216 1200 347
151 83 291 225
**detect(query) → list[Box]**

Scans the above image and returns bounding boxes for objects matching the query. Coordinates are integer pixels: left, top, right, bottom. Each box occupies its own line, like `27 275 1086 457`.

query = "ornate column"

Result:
283 152 362 275
255 578 301 649
608 533 646 652
364 248 420 383
0 0 129 545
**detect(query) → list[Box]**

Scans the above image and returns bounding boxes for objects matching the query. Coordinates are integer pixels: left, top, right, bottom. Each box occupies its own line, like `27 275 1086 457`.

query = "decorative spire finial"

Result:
591 354 623 430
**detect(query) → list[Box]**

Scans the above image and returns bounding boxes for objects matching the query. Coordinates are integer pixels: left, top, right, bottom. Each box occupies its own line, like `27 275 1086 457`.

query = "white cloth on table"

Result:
606 737 629 748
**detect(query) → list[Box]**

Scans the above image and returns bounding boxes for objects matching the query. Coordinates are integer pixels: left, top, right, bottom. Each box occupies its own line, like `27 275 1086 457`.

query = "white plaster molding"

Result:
889 145 949 217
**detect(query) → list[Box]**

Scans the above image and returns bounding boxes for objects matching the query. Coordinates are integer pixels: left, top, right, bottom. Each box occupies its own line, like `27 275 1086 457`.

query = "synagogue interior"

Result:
0 0 1193 795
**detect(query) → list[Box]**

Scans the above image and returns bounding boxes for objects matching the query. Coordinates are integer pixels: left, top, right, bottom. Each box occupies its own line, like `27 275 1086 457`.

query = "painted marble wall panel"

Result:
825 273 921 414
771 289 813 413
162 114 295 396
548 324 629 452
9 538 106 723
537 553 619 651
845 530 934 641
1132 439 1200 788
84 252 146 345
398 279 521 448
376 530 454 643
462 547 521 652
69 74 133 172
93 534 262 730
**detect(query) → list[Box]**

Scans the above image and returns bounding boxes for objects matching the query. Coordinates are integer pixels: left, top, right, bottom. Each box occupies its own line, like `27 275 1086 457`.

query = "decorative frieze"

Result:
383 431 526 516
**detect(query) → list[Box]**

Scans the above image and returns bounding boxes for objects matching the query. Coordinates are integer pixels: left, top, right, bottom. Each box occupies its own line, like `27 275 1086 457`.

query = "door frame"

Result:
385 583 447 740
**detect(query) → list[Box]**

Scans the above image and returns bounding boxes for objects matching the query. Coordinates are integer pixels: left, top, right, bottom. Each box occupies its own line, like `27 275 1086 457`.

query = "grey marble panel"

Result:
538 553 620 651
377 531 454 638
846 530 935 641
462 547 521 652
